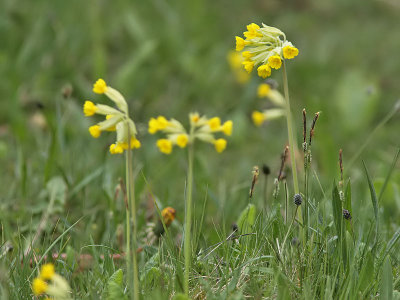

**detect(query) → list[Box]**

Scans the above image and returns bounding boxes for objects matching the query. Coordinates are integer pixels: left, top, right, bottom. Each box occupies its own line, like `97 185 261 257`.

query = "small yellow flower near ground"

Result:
176 134 189 148
214 138 227 153
257 83 271 98
40 263 55 280
252 111 266 127
268 55 282 70
242 60 255 73
93 78 108 94
257 65 271 79
156 116 169 130
208 117 221 131
83 101 98 116
235 36 248 51
161 207 176 226
157 139 173 154
32 278 48 295
283 46 299 59
89 125 101 138
222 121 233 136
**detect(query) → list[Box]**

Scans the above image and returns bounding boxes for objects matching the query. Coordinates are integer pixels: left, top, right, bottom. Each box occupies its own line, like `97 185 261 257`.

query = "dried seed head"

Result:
343 209 352 220
293 193 303 206
302 108 307 144
309 112 320 146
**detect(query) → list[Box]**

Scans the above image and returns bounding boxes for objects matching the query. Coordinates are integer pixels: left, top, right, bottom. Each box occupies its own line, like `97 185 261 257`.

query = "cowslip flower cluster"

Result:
235 23 299 78
148 113 233 154
83 79 140 154
252 82 285 127
32 263 72 300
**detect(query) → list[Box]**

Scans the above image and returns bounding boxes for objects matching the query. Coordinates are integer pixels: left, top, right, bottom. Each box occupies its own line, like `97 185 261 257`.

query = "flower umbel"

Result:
32 264 72 300
234 23 299 78
83 79 140 154
149 113 233 154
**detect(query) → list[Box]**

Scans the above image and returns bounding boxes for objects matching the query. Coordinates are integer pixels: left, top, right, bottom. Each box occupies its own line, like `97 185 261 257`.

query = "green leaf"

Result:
331 183 343 240
105 269 127 300
378 148 400 203
380 257 393 300
237 204 256 235
384 227 400 259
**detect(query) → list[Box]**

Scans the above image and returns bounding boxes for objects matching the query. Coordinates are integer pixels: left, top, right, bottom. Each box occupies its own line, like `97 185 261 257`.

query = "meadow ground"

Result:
0 0 399 299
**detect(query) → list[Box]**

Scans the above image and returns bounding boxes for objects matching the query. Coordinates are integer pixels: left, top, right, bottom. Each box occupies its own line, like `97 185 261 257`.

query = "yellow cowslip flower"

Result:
242 51 253 59
93 78 108 94
161 207 176 226
234 23 298 78
214 138 227 153
257 65 271 79
89 125 101 138
222 120 233 136
235 36 248 51
252 111 266 127
208 117 221 131
83 101 98 116
40 263 55 280
243 23 262 39
257 83 271 98
156 116 169 130
157 139 173 154
110 143 124 154
84 79 140 155
150 113 232 154
176 134 189 148
33 278 48 295
148 117 160 134
283 45 299 59
252 109 285 127
268 55 282 70
242 60 254 73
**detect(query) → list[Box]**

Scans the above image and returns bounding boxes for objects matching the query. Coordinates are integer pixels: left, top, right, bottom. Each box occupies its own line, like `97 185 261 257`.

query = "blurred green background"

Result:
0 0 399 246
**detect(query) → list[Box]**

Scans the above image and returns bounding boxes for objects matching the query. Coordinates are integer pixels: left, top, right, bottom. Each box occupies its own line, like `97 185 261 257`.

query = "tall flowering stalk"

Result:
149 113 232 295
235 23 301 217
84 79 140 300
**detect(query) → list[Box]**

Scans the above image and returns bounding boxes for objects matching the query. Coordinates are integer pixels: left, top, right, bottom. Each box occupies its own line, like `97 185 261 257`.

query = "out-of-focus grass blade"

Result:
384 227 400 259
380 256 393 300
331 183 342 240
378 148 400 203
69 166 103 198
362 160 379 238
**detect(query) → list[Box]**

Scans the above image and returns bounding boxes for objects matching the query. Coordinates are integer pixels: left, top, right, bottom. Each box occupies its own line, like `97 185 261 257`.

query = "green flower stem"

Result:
184 143 194 296
282 62 302 224
125 154 133 299
126 145 139 300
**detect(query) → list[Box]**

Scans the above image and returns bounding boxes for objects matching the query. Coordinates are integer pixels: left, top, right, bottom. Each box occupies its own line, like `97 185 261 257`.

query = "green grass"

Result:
1 0 400 299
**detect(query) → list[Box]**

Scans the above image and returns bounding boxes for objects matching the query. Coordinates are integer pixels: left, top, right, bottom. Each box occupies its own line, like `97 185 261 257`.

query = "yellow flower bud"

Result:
222 120 233 136
268 55 282 70
176 134 189 148
208 117 221 131
40 263 55 280
32 278 47 295
156 116 169 130
244 23 262 39
252 111 265 127
93 78 108 94
257 83 271 98
109 143 124 154
83 101 98 116
242 51 253 59
257 65 271 79
148 118 159 134
214 138 227 153
242 60 255 73
89 125 101 138
283 46 299 59
235 36 247 51
157 139 173 154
